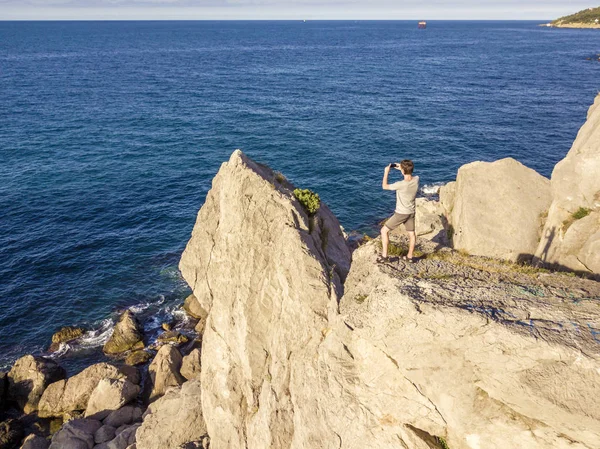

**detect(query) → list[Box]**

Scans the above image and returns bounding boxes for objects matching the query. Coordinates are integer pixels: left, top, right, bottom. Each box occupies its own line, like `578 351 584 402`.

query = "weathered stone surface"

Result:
103 311 144 355
439 181 456 216
124 351 151 367
95 425 116 444
48 418 101 449
19 434 49 449
535 94 600 276
102 405 143 429
145 345 184 403
180 349 201 381
179 150 351 449
155 331 188 346
84 378 140 420
38 363 121 418
7 356 66 413
182 294 207 321
136 380 207 449
97 424 139 449
0 419 24 449
446 157 551 261
49 327 85 352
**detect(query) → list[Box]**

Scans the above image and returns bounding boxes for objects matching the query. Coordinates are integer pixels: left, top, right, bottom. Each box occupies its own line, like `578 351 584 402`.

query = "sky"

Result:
0 0 594 20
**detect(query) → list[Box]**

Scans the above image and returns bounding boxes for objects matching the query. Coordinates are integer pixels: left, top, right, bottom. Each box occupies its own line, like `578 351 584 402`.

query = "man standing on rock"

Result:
379 160 419 263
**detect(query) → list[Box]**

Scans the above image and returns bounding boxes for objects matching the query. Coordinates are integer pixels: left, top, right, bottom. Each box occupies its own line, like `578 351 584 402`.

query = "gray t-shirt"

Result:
390 176 419 214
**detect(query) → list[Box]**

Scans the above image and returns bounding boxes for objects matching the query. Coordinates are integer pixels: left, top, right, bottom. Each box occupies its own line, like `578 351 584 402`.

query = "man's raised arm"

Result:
382 164 395 190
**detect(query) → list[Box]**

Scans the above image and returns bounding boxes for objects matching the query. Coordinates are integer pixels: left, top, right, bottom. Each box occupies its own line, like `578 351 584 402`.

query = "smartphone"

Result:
390 163 398 168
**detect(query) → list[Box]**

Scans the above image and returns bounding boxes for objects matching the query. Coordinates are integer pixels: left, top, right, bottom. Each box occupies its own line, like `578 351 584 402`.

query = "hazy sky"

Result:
0 0 593 20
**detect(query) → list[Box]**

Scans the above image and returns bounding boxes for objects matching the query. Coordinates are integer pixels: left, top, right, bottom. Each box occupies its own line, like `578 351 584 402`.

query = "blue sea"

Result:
1 20 599 373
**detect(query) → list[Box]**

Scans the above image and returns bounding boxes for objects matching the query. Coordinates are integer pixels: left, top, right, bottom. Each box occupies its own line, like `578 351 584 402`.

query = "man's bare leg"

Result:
407 231 416 259
381 225 390 258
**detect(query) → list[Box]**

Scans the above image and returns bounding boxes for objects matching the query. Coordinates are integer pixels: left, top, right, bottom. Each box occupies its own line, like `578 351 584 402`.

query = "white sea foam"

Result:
78 318 114 348
420 182 446 196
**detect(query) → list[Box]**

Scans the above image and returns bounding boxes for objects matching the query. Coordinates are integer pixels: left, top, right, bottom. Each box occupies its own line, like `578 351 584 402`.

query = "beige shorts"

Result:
384 213 415 232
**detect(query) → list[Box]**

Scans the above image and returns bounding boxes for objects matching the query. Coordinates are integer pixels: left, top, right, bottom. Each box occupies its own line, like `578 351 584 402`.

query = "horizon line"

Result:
0 18 553 22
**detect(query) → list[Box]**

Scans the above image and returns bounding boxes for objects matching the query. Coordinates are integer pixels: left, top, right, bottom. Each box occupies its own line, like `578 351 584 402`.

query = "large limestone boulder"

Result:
103 311 144 355
180 349 201 381
144 345 185 403
7 356 66 413
38 363 123 418
535 94 600 275
84 378 140 420
136 380 207 449
179 150 351 449
447 157 551 261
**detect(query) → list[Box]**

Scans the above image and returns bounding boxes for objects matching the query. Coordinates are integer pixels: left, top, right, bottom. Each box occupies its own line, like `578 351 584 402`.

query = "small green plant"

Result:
572 207 591 220
294 188 321 216
274 172 286 184
563 207 592 231
355 294 368 304
436 436 450 449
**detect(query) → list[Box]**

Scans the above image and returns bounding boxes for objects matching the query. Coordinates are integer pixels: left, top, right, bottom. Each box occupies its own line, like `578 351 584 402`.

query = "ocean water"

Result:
1 21 599 373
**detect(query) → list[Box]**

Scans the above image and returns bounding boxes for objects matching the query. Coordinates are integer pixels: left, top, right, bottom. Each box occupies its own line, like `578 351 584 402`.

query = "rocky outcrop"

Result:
49 327 85 352
144 345 184 403
84 378 140 420
444 157 552 261
175 151 598 449
180 349 201 381
103 311 144 355
135 380 207 449
38 363 126 418
7 356 66 413
535 94 600 276
179 150 352 449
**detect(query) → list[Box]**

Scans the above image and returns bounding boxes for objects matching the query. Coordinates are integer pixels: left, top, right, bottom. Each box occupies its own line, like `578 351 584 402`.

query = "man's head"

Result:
400 159 414 175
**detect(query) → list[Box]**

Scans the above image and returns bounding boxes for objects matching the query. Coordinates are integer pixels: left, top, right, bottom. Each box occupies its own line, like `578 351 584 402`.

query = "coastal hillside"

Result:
551 6 600 28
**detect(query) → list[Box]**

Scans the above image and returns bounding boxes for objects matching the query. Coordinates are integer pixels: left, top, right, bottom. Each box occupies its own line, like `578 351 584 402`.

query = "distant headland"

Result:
542 6 600 29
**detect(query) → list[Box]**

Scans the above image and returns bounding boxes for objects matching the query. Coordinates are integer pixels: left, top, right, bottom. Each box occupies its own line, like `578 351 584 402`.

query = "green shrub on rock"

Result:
294 188 321 215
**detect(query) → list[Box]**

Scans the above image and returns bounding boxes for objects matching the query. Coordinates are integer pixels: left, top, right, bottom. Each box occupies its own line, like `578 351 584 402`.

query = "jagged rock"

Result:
124 351 151 367
445 157 552 261
144 345 184 403
535 93 600 275
48 418 101 449
49 327 85 352
180 349 201 381
135 380 207 449
0 419 24 449
38 363 122 418
155 331 188 346
7 356 66 413
95 425 116 444
102 405 143 429
84 378 140 420
178 151 351 449
439 181 456 216
19 434 49 449
182 295 205 320
103 311 144 355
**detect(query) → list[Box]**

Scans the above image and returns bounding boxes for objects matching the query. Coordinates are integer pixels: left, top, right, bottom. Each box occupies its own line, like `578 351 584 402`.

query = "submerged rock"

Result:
124 351 152 367
7 355 66 413
103 311 144 355
535 93 600 276
445 157 551 262
49 327 85 352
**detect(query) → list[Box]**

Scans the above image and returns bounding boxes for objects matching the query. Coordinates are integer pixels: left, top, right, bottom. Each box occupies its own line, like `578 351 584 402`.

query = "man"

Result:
378 159 419 263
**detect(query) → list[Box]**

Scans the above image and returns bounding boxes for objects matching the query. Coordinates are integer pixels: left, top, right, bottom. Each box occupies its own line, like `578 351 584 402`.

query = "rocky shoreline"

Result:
1 94 599 449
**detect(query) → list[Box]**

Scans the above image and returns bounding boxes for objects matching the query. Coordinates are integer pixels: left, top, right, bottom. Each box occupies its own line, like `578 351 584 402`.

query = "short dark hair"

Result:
400 159 414 175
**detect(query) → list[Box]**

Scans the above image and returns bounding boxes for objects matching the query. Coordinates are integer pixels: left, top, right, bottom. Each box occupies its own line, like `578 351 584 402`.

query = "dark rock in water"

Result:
124 350 152 367
156 331 189 346
0 373 6 410
103 311 144 355
0 418 24 449
7 356 66 414
49 327 85 352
